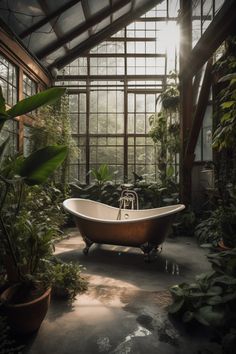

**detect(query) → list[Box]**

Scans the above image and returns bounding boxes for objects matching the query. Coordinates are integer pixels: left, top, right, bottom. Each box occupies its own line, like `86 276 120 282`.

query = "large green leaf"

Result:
0 137 10 167
19 145 68 185
6 87 66 118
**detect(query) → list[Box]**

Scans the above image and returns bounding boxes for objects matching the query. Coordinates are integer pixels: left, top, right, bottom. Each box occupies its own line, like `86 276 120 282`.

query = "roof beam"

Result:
38 0 69 54
19 0 81 39
181 0 236 79
56 74 167 81
81 0 93 37
49 0 161 70
109 0 113 25
37 0 130 59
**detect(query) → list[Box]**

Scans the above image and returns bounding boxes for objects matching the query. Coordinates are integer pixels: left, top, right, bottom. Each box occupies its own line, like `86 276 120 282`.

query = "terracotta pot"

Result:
0 284 51 334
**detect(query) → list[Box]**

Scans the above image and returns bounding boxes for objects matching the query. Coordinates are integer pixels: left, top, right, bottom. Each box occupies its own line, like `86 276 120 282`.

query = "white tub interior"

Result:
63 198 185 223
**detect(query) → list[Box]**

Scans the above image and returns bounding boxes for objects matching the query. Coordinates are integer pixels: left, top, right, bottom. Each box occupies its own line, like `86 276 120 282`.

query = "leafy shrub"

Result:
45 260 88 300
71 176 179 210
194 209 223 245
195 203 236 247
172 208 196 236
168 249 236 330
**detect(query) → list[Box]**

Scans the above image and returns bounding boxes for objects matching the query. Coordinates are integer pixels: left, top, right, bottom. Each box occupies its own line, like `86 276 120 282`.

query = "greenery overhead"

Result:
0 87 66 122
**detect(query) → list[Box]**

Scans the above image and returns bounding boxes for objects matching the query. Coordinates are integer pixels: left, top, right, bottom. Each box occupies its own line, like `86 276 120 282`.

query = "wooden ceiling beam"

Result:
19 0 81 39
38 0 69 54
49 0 161 70
37 0 131 59
81 0 93 37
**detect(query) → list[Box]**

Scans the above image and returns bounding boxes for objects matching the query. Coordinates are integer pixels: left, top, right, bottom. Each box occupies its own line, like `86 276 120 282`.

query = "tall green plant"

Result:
0 86 68 282
212 73 236 151
149 74 180 186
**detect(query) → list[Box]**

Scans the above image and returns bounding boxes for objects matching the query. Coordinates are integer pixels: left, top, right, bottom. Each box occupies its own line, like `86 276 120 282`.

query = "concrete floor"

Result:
25 229 222 354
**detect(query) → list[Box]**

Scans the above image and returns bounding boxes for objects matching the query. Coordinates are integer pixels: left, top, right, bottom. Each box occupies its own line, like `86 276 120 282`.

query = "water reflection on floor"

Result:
25 229 221 354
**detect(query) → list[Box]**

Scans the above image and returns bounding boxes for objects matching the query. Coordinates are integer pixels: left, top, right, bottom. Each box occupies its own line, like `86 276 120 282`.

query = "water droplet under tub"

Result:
124 213 129 219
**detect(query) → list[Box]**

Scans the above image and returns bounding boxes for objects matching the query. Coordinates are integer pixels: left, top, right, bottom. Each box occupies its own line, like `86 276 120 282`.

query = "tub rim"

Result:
63 198 185 224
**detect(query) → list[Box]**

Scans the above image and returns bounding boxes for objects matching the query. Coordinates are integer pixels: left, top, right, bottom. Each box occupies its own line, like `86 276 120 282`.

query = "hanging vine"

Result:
149 72 180 186
30 94 79 194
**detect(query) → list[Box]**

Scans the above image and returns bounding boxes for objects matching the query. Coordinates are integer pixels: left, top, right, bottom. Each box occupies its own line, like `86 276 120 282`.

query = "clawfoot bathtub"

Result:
63 198 185 261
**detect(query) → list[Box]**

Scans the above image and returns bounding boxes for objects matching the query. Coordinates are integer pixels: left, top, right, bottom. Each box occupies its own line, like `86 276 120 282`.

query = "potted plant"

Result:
0 86 68 333
45 259 88 300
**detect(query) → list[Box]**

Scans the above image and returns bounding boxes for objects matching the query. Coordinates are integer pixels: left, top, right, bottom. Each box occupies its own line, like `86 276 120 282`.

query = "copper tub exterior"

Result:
63 198 185 259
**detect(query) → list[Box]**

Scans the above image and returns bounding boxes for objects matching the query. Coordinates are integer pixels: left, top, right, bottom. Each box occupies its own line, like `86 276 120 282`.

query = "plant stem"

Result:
0 214 23 280
0 176 23 281
16 181 24 216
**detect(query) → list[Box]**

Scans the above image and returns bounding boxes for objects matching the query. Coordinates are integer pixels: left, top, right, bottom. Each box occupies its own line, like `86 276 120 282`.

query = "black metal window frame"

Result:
55 1 180 184
23 72 37 99
0 53 18 106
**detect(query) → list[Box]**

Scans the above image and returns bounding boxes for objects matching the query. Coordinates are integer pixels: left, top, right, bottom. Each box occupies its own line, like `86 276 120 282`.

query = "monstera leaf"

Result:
19 145 68 185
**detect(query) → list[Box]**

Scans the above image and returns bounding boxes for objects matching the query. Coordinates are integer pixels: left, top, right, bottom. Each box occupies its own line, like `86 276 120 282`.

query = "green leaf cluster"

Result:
0 86 68 283
45 259 88 300
89 164 113 185
212 47 236 151
168 249 236 330
148 74 180 186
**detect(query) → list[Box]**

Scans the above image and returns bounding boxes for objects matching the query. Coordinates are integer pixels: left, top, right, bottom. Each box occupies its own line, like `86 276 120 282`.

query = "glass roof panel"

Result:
113 3 132 21
68 32 90 50
23 25 58 52
92 18 110 34
0 0 167 71
87 0 110 16
0 0 44 33
56 2 85 35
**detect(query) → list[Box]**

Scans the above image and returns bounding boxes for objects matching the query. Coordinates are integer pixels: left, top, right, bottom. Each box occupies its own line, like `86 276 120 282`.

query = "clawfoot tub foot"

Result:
153 244 163 254
140 242 162 262
140 242 153 262
82 236 93 255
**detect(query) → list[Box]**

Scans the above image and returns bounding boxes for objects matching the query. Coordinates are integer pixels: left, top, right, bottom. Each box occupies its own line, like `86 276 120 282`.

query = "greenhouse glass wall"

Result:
56 1 181 184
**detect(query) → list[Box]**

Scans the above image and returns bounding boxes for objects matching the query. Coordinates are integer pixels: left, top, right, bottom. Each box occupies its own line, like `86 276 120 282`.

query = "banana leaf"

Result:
0 137 10 167
19 145 68 185
6 87 66 119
